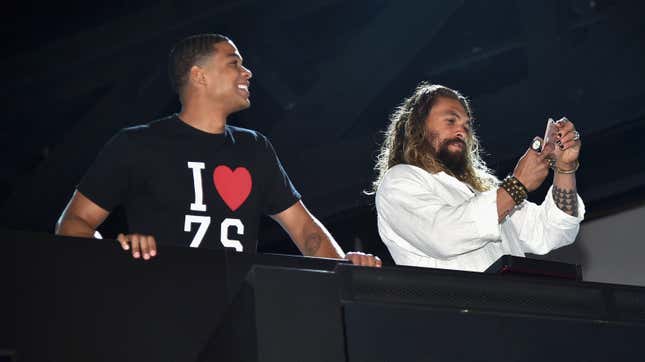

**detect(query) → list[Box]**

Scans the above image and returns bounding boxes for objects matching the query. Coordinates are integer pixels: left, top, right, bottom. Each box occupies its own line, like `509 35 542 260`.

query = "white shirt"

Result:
375 164 585 272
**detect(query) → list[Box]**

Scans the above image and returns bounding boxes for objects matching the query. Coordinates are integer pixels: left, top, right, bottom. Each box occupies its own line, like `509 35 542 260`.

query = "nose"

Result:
455 127 466 140
242 66 253 79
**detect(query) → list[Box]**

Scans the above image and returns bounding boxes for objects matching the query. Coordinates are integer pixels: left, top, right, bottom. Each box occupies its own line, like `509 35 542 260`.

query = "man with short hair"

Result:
56 33 380 267
373 82 584 272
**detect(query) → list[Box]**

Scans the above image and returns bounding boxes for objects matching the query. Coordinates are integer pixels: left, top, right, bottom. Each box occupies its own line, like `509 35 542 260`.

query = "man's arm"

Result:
500 119 583 256
550 117 581 217
56 190 157 260
271 201 381 267
552 173 578 216
497 138 554 221
56 190 109 238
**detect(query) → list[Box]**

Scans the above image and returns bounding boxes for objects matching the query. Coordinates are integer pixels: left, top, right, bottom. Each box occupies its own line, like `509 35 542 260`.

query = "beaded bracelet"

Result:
501 175 528 205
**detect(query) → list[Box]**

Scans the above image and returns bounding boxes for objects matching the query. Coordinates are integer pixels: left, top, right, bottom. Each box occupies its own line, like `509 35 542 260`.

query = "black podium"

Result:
4 229 645 361
3 229 341 362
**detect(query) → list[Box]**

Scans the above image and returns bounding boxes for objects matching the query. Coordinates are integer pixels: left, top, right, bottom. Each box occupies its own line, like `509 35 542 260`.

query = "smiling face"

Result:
194 40 253 114
424 96 472 173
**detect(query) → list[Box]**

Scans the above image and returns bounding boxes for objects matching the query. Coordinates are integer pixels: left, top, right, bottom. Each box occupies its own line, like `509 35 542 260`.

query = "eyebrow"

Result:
225 53 243 62
442 109 466 119
442 109 472 129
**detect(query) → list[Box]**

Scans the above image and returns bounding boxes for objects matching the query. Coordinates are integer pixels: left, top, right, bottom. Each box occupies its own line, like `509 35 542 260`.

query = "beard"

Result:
428 132 468 175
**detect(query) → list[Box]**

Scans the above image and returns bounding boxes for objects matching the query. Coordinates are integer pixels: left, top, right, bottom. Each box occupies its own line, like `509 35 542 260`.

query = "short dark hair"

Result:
168 33 231 95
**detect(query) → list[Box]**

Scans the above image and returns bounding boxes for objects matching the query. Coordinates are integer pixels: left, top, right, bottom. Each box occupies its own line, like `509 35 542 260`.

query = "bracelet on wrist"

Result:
501 175 528 205
551 160 579 174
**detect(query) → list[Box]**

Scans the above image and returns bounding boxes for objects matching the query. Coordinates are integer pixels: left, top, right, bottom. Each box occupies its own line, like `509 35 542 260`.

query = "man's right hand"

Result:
512 137 554 192
117 233 158 260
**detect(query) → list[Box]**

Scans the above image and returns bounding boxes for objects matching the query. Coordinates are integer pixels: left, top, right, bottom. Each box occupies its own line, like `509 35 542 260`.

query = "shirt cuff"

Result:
472 189 502 241
544 186 585 227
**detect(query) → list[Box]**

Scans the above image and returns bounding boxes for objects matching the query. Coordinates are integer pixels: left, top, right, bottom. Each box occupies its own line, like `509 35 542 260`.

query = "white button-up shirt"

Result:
376 164 585 272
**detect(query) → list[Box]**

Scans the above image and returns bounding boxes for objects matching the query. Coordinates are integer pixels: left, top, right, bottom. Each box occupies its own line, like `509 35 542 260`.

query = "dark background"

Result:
1 0 644 264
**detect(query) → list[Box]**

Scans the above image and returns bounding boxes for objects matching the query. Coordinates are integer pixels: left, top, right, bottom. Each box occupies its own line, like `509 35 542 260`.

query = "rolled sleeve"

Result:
512 186 585 255
543 186 586 227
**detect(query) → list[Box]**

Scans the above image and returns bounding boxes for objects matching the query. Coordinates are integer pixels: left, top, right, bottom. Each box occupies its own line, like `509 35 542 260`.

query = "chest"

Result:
429 177 476 206
132 142 265 215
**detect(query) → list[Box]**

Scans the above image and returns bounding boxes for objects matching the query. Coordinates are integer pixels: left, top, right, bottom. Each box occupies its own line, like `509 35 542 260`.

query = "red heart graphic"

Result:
213 166 252 212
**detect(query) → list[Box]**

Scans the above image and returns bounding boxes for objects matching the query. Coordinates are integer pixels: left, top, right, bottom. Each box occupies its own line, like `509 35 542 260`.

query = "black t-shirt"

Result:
78 114 301 252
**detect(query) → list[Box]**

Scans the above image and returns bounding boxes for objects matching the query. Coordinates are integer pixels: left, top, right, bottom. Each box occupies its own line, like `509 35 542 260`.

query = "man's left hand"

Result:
346 252 382 267
553 117 581 166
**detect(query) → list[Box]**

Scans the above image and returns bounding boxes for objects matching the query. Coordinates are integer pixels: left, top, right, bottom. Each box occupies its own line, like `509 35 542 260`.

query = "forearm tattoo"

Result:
552 186 578 217
303 233 323 255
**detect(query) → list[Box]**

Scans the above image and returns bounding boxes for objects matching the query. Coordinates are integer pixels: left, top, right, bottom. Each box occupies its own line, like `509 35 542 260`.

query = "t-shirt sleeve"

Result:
77 129 135 212
259 135 301 215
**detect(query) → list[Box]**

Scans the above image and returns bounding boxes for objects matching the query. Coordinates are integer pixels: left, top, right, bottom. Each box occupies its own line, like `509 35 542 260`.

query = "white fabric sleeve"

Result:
376 168 501 260
507 185 585 255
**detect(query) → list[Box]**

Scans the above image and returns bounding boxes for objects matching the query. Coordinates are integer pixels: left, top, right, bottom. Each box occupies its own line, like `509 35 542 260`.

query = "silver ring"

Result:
547 158 556 168
531 138 542 151
573 130 580 141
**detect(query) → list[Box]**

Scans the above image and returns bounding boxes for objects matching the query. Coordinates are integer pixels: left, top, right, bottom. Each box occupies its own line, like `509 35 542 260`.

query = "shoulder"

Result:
226 125 277 153
382 164 437 185
108 115 201 152
116 115 176 140
377 164 438 197
226 125 268 143
226 125 264 140
118 124 150 140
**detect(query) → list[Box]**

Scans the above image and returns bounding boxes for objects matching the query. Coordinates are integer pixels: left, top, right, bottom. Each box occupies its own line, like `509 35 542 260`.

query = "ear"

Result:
189 65 207 88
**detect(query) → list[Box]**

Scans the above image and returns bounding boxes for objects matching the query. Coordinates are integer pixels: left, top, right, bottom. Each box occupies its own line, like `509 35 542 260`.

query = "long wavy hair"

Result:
372 82 498 193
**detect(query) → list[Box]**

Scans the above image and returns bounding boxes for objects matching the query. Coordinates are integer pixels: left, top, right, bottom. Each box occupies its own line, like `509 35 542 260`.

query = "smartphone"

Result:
542 118 557 155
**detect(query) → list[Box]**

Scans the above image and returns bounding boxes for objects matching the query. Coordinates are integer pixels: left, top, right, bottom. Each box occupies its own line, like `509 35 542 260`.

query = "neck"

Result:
178 100 229 134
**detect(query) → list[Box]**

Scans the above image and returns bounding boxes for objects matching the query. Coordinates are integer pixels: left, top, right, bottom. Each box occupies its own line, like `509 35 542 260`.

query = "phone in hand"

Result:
542 117 557 158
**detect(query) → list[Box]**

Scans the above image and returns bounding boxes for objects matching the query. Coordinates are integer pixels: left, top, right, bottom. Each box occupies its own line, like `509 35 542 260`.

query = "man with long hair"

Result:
56 33 380 267
373 82 584 272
